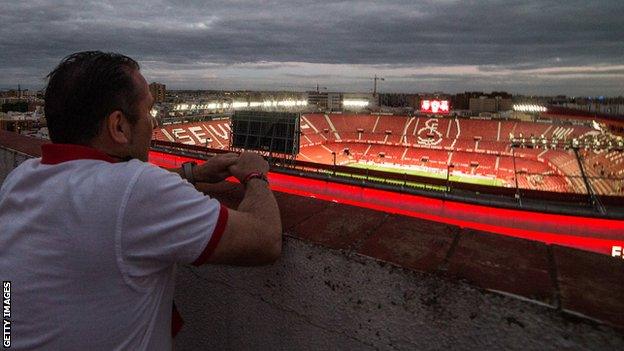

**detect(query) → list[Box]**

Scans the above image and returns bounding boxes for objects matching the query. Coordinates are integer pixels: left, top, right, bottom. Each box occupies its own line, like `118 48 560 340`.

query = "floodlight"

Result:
343 99 369 107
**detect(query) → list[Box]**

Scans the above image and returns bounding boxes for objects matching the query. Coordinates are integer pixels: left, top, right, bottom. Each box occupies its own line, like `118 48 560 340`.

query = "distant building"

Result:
469 96 512 113
469 97 494 113
379 93 420 109
149 82 166 102
307 91 328 109
498 98 513 111
467 92 513 113
452 92 484 110
307 91 343 111
0 111 42 133
490 91 512 99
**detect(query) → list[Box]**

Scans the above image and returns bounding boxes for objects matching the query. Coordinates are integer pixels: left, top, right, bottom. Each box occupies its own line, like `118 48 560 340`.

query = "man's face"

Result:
126 70 155 162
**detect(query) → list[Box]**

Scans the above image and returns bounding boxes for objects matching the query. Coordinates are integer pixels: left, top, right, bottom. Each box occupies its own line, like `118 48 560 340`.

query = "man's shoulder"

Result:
92 159 168 180
9 158 170 191
123 160 191 196
125 159 181 184
114 159 158 176
7 157 40 173
101 160 180 193
0 158 38 193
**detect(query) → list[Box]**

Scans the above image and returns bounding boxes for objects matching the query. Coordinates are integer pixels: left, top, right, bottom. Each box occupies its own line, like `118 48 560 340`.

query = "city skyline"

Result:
1 1 623 96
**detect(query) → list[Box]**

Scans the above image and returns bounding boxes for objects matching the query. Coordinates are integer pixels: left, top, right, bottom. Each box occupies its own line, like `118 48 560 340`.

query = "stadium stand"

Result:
301 114 333 139
498 121 517 141
153 120 231 149
456 119 500 141
514 121 552 138
453 138 477 151
156 113 622 195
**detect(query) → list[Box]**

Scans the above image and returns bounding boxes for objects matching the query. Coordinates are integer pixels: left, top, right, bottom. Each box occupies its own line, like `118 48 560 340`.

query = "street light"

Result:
511 147 521 205
446 164 455 193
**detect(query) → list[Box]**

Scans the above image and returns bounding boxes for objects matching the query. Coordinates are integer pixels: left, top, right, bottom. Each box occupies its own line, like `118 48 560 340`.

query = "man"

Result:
0 51 282 350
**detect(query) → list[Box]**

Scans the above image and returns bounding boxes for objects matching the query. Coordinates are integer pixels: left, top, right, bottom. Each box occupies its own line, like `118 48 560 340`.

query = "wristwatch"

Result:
242 172 268 186
181 161 197 185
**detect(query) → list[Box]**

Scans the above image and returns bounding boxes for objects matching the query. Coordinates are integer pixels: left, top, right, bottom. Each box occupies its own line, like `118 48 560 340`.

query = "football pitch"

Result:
346 162 504 188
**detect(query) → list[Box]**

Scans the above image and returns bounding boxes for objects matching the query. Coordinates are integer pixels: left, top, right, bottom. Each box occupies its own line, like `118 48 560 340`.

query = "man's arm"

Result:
205 152 281 265
166 153 239 184
164 152 281 266
120 152 280 272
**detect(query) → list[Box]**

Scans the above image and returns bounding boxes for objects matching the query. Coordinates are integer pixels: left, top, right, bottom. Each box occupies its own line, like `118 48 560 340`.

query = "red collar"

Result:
41 144 118 165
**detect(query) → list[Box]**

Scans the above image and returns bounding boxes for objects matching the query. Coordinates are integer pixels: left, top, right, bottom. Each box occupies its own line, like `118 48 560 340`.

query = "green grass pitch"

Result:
346 162 504 187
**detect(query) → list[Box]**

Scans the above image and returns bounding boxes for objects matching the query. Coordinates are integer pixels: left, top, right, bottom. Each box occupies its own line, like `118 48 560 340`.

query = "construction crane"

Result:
315 83 327 93
373 75 385 96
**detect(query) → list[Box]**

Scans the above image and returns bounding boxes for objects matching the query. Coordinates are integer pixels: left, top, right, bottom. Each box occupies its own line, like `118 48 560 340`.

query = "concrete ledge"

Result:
0 130 47 157
197 181 624 334
0 132 44 183
357 214 457 273
175 237 624 350
445 229 555 306
554 245 624 327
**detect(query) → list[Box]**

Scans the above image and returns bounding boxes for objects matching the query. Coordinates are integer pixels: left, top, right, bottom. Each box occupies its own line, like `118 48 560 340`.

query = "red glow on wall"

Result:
421 100 450 114
149 150 624 256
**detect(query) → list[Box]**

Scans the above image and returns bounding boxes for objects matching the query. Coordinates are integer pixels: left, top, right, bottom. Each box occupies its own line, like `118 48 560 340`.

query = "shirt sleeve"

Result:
119 163 228 278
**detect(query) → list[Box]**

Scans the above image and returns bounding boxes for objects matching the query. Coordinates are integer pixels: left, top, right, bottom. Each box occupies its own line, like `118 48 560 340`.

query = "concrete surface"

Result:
174 236 624 350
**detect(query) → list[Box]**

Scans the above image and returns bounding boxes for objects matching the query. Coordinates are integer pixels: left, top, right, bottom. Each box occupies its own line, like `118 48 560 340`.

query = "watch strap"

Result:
182 161 197 185
242 172 268 185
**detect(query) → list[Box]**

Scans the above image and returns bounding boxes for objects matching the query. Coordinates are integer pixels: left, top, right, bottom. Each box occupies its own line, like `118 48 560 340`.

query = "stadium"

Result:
146 105 624 256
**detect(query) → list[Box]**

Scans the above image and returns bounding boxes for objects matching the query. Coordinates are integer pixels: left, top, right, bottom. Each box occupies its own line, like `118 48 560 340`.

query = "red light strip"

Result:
149 150 624 256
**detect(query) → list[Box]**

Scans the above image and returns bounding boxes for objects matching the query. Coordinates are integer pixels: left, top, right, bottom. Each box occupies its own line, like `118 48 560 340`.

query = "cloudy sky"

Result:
1 0 623 95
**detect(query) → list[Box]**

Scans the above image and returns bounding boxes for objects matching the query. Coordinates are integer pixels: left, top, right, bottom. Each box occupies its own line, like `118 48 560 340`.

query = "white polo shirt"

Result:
0 144 228 350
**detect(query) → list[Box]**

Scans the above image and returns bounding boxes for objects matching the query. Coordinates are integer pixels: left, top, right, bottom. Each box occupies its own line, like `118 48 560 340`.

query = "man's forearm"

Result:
165 166 210 184
238 179 282 242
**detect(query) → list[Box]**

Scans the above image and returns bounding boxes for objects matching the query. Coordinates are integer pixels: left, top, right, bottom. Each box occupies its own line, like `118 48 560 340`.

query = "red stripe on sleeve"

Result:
192 204 229 266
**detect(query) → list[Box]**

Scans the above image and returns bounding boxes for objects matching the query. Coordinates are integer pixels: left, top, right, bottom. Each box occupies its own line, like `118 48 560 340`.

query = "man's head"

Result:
45 51 155 161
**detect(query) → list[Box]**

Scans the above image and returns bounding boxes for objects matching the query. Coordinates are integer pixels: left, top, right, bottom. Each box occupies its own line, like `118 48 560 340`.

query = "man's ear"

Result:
105 110 131 144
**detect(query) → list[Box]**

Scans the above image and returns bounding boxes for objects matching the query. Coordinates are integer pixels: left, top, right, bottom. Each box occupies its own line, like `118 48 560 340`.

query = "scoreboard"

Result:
420 100 450 114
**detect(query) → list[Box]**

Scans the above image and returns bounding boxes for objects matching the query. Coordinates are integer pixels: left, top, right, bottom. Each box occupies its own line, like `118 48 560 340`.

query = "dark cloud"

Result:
1 0 623 95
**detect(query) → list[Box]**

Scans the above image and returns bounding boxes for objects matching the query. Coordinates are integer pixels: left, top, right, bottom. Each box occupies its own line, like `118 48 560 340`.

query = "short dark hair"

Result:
44 51 141 144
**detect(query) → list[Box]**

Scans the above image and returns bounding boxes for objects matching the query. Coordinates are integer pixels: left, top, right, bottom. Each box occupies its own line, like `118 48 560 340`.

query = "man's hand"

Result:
205 151 281 266
228 152 269 183
194 153 239 183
